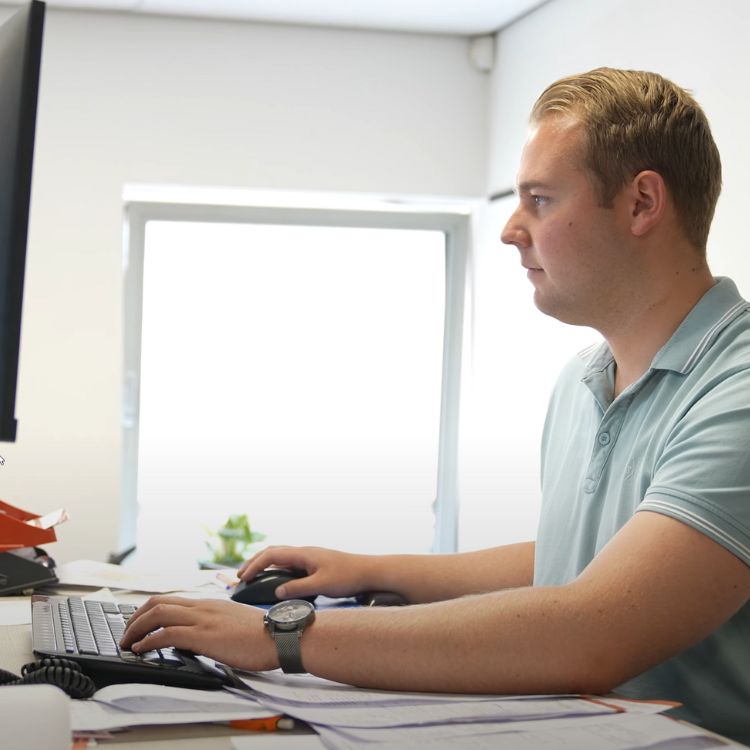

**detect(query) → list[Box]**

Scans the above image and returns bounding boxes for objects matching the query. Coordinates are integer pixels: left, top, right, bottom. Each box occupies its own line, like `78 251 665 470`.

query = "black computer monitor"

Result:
0 1 44 442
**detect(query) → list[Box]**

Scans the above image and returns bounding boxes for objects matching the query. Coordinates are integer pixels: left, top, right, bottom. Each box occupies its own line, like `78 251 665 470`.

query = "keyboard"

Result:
31 595 233 690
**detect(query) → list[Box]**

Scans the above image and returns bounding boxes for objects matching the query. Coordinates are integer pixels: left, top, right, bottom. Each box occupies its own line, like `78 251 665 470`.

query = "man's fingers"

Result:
122 596 188 637
126 595 198 625
275 573 320 599
238 547 282 578
239 547 310 580
120 600 199 648
128 625 192 653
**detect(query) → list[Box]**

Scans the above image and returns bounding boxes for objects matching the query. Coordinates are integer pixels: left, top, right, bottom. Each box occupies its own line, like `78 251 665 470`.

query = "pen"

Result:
216 572 237 590
230 715 297 731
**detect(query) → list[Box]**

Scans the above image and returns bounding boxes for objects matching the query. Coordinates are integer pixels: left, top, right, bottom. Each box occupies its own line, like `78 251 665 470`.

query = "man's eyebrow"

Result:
515 181 553 194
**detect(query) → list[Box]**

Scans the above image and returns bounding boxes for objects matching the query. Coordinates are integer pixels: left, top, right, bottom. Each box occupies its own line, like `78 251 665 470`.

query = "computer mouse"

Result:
230 568 316 605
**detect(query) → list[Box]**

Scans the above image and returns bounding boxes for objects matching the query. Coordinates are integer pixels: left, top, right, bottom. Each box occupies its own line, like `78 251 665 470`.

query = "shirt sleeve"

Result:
639 366 750 566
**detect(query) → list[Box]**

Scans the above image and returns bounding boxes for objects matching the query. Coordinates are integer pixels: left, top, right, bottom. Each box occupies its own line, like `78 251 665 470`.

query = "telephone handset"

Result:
0 657 95 698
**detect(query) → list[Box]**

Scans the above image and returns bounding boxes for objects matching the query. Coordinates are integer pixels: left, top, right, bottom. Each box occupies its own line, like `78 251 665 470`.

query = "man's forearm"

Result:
300 584 610 695
363 542 536 604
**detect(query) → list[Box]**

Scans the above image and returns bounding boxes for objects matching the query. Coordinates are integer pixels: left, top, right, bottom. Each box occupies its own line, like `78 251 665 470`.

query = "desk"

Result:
1 593 746 749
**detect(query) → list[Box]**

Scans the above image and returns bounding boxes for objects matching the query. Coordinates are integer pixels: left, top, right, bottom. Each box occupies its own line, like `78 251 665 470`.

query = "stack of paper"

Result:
314 714 726 750
53 560 221 594
233 672 726 750
70 683 274 733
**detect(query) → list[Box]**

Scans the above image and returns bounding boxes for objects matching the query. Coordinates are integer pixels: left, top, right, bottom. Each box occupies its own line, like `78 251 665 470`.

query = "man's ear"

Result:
628 170 667 237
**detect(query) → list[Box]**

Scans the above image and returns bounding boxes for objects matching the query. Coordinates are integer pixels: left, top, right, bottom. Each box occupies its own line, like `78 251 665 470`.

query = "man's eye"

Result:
533 195 549 207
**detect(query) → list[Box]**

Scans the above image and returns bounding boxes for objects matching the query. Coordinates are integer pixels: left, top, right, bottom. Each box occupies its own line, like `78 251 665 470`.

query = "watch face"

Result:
269 600 313 625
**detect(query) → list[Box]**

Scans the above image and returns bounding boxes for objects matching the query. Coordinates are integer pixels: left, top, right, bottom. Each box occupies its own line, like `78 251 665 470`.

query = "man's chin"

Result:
532 290 555 317
533 292 574 324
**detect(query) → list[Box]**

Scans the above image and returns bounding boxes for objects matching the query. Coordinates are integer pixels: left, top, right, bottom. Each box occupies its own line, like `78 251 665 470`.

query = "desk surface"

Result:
1 593 746 749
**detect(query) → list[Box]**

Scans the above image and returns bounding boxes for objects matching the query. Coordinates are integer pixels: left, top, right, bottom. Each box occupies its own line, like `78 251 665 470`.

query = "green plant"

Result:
204 514 266 567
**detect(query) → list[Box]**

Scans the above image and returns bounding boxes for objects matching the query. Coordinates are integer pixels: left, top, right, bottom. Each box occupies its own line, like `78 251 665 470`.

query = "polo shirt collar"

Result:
579 277 749 379
651 277 749 374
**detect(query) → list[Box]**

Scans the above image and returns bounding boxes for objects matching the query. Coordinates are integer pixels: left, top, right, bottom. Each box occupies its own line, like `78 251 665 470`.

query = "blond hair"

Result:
530 68 721 252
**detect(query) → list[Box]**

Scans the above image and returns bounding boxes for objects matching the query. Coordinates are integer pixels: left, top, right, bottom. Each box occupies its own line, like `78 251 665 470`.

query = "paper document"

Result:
71 683 271 732
26 508 69 530
239 671 570 706
0 597 32 625
55 560 205 593
231 668 706 750
596 697 680 714
232 737 326 750
320 706 677 744
251 695 618 729
316 713 724 750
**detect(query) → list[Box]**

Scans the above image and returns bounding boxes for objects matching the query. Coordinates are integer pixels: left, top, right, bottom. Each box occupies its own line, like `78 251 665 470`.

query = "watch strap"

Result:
273 631 306 673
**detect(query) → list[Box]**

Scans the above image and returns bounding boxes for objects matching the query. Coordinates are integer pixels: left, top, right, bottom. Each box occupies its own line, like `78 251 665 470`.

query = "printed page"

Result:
325 709 679 744
0 597 32 625
252 695 617 728
55 560 201 593
71 683 272 732
232 736 327 750
239 670 568 705
315 713 723 750
92 683 261 713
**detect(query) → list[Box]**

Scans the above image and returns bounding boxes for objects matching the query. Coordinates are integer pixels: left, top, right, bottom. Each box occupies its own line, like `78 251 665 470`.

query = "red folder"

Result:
0 498 57 551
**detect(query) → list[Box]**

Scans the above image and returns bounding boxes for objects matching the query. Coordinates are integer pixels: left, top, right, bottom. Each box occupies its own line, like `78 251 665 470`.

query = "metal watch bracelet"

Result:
273 630 306 673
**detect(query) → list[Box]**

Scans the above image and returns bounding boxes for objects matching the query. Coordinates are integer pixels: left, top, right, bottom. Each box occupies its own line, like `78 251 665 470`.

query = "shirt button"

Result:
598 432 611 445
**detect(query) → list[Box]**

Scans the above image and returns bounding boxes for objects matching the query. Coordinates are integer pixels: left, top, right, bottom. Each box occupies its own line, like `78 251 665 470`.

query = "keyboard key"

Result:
160 647 185 665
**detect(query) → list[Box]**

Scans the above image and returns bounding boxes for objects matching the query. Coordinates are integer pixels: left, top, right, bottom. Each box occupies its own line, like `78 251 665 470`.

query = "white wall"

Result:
458 0 750 551
0 7 489 564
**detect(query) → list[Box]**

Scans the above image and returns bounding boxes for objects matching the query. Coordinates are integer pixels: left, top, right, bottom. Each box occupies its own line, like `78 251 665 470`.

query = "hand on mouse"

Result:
119 596 279 672
238 546 374 600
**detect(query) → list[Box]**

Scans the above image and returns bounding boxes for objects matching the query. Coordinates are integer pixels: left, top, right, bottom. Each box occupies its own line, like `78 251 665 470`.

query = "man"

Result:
121 69 750 744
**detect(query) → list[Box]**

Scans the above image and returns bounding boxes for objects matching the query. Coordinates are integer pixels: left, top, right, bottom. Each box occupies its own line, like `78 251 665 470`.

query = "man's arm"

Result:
122 511 750 694
237 541 536 604
302 511 750 693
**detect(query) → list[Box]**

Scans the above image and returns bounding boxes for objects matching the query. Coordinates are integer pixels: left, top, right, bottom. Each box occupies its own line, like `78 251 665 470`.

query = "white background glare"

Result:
136 221 446 571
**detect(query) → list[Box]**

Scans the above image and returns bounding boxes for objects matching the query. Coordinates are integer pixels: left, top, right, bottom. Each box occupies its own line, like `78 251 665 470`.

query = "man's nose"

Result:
500 209 529 249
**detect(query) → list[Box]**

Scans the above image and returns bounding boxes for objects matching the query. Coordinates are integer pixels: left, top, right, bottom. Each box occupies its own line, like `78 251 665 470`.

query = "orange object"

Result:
0 499 58 551
216 571 238 589
229 715 295 731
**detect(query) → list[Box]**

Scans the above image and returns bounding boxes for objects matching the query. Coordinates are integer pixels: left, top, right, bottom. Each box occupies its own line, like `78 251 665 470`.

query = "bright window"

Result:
133 220 449 570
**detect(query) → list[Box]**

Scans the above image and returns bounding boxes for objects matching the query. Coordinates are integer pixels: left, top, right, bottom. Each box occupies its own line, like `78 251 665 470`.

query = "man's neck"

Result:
608 266 716 398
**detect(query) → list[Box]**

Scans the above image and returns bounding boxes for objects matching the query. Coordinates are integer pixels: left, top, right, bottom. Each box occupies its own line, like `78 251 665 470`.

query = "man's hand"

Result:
238 546 373 600
238 542 536 604
119 596 278 672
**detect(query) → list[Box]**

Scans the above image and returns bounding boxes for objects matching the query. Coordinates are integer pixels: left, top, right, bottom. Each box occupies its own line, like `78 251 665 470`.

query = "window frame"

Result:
121 198 471 556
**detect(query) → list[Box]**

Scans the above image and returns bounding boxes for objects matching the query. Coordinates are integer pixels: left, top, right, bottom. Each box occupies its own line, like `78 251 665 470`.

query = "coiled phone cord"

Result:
0 657 96 699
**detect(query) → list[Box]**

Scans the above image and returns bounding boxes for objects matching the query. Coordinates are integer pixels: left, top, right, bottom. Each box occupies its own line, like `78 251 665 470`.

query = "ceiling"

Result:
0 0 550 36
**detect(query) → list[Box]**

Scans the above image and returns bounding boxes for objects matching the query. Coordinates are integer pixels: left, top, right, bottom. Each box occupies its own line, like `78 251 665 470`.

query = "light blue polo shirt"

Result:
535 277 750 745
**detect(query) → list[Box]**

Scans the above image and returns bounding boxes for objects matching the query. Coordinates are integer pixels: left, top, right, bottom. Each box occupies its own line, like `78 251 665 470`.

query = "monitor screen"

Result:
0 1 44 442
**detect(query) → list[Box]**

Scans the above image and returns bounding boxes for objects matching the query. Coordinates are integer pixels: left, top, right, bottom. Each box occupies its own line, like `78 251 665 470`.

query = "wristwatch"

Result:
264 599 316 673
